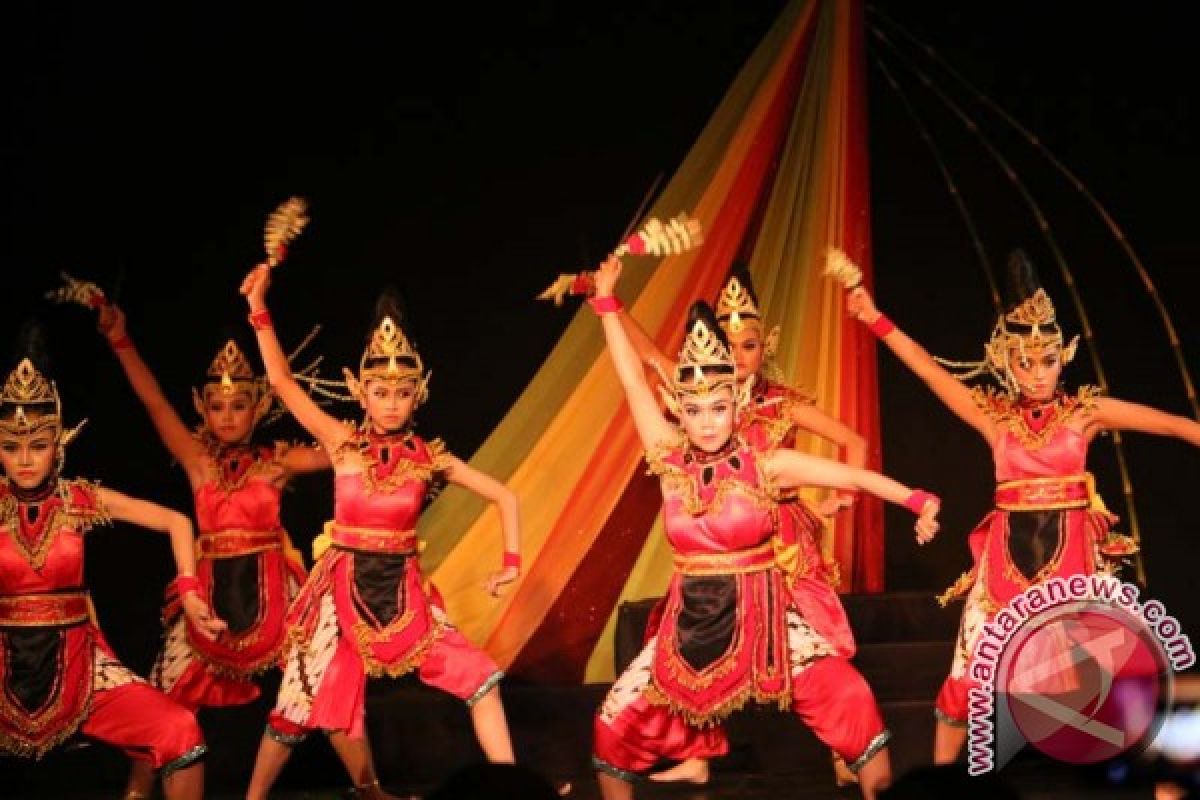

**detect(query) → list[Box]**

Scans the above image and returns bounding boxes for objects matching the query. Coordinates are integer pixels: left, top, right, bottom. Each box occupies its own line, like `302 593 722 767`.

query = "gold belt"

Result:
0 591 90 628
674 541 775 576
995 475 1091 511
197 529 283 559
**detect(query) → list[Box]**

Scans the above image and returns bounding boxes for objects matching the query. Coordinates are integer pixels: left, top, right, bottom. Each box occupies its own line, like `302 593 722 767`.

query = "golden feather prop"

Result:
535 211 704 304
823 247 863 289
45 272 108 309
614 212 704 258
264 196 310 267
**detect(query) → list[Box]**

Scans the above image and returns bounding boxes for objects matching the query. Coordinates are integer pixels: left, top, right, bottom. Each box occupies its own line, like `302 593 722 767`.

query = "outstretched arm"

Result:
444 455 521 597
281 444 332 476
240 264 349 450
789 402 868 515
1088 397 1200 448
98 306 204 475
847 287 996 444
593 256 678 451
764 448 940 544
97 487 227 640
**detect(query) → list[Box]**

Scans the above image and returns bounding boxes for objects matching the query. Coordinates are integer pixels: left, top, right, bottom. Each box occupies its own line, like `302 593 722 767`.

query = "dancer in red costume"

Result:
588 256 941 800
843 251 1200 764
0 340 224 800
239 265 521 800
84 303 329 798
609 267 870 786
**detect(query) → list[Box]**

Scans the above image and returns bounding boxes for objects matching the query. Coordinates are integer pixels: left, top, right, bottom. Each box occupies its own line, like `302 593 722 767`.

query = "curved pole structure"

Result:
870 7 1198 422
871 57 1001 314
870 28 1147 582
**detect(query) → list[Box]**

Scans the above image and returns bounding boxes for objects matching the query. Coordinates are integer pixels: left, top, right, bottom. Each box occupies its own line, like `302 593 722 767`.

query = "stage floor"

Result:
4 593 1176 798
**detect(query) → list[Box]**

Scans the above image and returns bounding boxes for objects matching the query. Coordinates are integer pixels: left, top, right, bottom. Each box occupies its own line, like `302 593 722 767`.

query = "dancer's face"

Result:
0 425 57 489
1008 344 1063 402
679 387 736 453
203 389 259 445
724 327 764 382
362 379 417 434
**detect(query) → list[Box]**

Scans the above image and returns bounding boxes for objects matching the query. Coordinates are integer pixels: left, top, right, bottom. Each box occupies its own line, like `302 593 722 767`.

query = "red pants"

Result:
594 641 889 780
82 682 206 772
935 674 974 726
269 621 502 742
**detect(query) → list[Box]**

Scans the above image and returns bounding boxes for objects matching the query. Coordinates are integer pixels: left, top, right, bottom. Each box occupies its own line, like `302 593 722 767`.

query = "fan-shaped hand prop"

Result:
264 196 310 267
45 272 108 309
615 212 704 258
824 247 863 289
536 212 703 305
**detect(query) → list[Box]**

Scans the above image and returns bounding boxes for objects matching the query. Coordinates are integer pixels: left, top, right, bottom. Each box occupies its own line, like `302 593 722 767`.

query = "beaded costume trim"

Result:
971 385 1100 450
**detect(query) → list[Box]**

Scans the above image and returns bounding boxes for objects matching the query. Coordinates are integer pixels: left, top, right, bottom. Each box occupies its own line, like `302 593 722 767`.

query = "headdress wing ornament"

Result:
264 196 310 268
45 272 109 310
0 358 62 435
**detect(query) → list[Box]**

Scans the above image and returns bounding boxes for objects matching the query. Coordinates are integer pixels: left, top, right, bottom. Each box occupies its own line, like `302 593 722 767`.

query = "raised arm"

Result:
764 448 940 544
98 305 204 473
1087 396 1200 448
593 256 678 450
847 287 996 444
97 487 227 639
617 308 676 379
240 264 349 449
443 455 521 597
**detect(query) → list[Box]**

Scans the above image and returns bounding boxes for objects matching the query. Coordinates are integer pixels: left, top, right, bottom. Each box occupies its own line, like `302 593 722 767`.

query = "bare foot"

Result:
648 758 710 784
832 752 859 787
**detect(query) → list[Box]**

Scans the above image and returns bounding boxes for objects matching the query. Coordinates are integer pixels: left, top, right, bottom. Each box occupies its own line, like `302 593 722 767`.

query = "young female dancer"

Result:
89 303 329 797
588 256 941 800
0 347 223 799
609 267 871 786
239 264 521 799
843 251 1200 763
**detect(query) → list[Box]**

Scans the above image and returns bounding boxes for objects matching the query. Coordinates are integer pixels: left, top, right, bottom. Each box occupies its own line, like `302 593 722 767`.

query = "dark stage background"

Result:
2 0 1196 684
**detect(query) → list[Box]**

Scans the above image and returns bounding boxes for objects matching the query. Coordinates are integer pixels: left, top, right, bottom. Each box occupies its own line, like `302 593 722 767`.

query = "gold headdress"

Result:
715 276 762 336
981 289 1078 381
191 340 272 424
715 272 783 381
342 316 430 407
0 359 61 436
654 309 754 417
0 359 86 463
938 252 1078 392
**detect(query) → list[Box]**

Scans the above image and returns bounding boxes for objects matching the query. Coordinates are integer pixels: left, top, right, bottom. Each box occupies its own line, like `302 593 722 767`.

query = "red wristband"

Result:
866 313 896 338
175 575 202 598
502 551 521 571
588 295 624 315
108 334 133 351
248 309 273 330
904 489 939 515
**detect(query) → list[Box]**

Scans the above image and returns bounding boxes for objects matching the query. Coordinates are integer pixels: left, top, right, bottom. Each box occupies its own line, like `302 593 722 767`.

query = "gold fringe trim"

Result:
642 678 791 728
937 569 976 607
359 619 446 679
